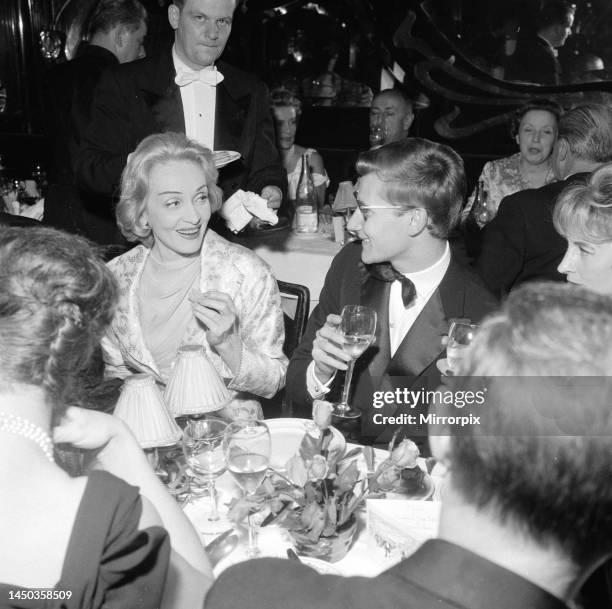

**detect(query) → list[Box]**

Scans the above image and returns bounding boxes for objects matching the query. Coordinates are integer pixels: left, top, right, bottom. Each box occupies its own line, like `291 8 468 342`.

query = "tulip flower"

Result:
390 438 420 469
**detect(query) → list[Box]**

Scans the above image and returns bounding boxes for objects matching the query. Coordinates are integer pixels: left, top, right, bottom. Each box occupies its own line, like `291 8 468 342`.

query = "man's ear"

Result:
557 138 569 162
406 206 429 235
168 4 180 30
429 433 452 467
112 25 126 52
403 111 415 134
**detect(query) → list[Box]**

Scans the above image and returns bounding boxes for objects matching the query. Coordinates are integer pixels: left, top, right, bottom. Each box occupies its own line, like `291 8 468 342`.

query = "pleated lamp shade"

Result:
114 374 182 448
164 345 232 417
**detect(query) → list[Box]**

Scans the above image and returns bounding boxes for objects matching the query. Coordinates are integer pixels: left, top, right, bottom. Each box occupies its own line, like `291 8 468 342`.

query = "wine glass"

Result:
369 122 388 147
223 420 271 557
333 305 377 419
446 321 478 374
182 418 228 521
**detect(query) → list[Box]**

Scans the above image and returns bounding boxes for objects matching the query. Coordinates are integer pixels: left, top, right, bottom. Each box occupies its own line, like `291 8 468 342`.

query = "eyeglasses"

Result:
354 204 424 213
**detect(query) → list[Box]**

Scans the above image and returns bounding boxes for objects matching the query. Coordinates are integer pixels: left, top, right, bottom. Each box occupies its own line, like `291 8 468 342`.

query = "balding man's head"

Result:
369 89 414 147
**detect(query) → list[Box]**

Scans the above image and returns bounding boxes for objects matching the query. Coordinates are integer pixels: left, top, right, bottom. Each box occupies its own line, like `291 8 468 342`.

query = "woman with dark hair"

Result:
554 162 612 295
270 88 329 207
463 98 563 221
0 226 211 608
104 131 286 421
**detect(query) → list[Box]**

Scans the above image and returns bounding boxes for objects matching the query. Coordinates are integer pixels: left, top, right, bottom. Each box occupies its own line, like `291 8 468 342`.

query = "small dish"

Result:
213 150 241 168
436 358 453 376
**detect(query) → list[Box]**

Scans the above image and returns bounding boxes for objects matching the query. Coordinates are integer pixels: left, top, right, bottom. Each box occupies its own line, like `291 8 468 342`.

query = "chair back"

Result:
277 280 310 359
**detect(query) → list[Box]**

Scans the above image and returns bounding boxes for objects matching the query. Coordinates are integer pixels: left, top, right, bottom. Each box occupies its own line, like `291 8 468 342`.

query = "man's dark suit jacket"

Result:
286 241 497 449
506 34 561 85
205 539 567 609
44 44 122 244
475 174 588 298
76 48 286 206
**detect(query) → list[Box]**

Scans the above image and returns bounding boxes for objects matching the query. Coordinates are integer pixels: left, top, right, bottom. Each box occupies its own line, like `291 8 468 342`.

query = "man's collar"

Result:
391 539 568 609
401 241 451 297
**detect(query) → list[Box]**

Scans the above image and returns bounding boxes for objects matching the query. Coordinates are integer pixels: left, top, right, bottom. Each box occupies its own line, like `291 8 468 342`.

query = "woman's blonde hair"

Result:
116 132 223 246
553 162 612 244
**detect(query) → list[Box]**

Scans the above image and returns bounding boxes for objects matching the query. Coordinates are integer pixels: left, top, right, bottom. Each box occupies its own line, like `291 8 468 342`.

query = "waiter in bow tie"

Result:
77 0 287 228
286 138 497 452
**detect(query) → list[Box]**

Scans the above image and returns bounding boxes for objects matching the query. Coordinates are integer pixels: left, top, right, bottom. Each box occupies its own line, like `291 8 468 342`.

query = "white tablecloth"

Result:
235 231 342 308
182 419 443 577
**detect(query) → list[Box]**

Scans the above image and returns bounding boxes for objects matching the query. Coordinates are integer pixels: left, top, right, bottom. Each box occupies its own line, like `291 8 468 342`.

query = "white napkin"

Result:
220 189 279 233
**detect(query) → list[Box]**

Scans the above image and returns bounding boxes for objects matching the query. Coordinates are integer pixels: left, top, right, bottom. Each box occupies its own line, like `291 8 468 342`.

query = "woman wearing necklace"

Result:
0 227 212 607
463 98 563 223
270 88 329 208
103 132 287 421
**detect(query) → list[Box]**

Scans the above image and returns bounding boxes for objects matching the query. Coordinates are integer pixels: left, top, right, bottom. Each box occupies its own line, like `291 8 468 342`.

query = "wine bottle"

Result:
295 154 318 234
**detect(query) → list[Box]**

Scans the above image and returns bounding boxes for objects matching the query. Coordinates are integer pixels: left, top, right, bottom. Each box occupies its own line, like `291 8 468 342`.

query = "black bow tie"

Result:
367 262 416 307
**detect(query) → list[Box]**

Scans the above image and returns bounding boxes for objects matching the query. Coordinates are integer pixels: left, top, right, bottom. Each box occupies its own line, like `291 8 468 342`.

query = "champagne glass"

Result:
223 420 271 557
446 321 478 374
369 122 388 147
182 418 228 521
333 305 377 419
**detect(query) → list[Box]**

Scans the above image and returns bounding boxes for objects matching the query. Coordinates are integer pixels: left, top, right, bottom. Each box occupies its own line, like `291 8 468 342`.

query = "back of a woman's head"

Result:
0 227 118 410
554 162 612 243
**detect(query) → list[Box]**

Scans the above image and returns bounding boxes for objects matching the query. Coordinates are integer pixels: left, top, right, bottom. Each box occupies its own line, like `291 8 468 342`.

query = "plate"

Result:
213 150 241 168
436 358 453 376
265 418 346 470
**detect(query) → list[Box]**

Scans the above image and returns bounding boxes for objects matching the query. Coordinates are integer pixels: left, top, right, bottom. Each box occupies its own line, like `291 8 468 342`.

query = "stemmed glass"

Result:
223 420 271 557
369 122 388 147
446 321 479 374
182 418 228 521
333 305 378 419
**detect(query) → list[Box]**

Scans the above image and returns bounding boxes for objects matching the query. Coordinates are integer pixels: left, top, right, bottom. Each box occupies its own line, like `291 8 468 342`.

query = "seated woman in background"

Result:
554 162 612 295
463 98 562 222
0 226 211 608
270 88 329 207
103 132 287 420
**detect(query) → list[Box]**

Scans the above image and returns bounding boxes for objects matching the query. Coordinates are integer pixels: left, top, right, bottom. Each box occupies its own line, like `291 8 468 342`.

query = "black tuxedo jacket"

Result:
475 174 588 298
76 48 286 204
506 34 561 85
286 242 497 449
43 44 122 243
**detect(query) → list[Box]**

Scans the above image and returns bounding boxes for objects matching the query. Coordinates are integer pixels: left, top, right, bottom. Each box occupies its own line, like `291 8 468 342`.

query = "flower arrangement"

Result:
226 401 430 558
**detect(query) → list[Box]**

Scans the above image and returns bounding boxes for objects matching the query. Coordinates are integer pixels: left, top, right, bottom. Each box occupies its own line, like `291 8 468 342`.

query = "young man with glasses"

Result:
286 138 496 451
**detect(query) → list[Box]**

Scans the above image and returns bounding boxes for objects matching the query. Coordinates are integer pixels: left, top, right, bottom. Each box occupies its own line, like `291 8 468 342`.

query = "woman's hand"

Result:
190 290 243 372
53 406 126 451
312 313 351 383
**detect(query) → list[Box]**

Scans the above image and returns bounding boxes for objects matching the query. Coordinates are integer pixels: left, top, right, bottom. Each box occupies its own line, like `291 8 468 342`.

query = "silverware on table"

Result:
205 530 239 567
286 548 302 563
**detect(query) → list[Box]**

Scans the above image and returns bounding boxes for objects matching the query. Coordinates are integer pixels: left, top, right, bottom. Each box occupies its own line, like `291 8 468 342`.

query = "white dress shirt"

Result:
306 243 451 398
388 242 450 356
172 46 216 150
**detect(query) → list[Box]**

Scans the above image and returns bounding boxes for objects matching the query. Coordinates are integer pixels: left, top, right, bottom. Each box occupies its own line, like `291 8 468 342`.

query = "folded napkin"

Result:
366 498 441 567
220 189 278 233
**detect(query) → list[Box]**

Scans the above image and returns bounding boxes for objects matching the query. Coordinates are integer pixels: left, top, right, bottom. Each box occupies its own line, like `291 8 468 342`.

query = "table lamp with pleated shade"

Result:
114 373 182 448
164 345 232 417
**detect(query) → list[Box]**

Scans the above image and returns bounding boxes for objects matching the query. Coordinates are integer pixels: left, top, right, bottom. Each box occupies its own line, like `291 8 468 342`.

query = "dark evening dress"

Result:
0 471 170 609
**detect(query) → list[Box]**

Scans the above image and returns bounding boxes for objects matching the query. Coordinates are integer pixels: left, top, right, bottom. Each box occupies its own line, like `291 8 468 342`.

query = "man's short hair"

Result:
371 88 414 115
537 1 575 30
355 138 465 239
172 0 243 10
88 0 147 36
448 282 612 568
557 104 612 164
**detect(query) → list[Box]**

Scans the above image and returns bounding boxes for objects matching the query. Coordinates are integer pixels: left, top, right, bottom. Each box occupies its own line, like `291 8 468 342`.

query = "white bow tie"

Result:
175 66 224 87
